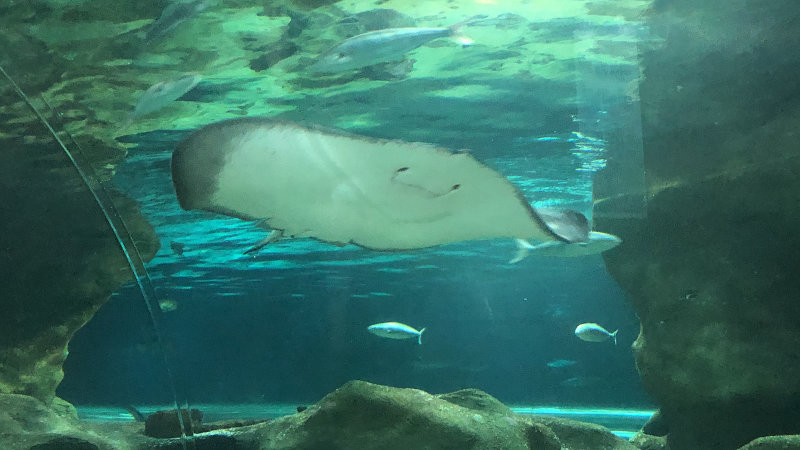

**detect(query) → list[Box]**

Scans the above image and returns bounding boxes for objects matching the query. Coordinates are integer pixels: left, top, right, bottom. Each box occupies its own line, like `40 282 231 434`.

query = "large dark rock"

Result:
738 435 800 450
0 123 159 404
597 0 800 449
144 408 203 438
246 380 636 450
0 381 637 449
0 393 109 449
0 5 160 406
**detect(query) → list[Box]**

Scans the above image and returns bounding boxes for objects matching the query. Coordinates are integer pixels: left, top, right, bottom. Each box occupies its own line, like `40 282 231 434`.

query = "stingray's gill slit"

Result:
389 166 460 199
172 118 573 252
0 64 197 450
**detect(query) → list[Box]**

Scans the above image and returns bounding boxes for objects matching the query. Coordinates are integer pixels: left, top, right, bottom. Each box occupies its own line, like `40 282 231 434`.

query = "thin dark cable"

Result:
0 64 195 449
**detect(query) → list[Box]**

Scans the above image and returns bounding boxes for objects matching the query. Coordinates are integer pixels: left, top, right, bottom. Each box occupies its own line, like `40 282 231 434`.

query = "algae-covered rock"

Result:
596 0 800 449
144 408 203 438
0 131 158 404
630 432 666 450
738 435 800 450
0 382 639 449
532 415 637 450
0 74 159 405
435 387 516 415
0 394 110 449
259 380 534 449
245 380 633 450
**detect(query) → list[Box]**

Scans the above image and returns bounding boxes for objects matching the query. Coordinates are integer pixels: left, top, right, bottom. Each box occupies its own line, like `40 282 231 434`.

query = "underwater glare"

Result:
3 0 800 449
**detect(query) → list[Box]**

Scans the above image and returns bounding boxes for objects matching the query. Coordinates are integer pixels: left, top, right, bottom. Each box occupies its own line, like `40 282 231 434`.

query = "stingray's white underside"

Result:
175 120 559 251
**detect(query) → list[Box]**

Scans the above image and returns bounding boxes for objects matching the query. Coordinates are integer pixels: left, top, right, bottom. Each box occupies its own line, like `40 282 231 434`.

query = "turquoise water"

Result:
76 404 654 439
1 0 654 442
58 133 648 407
6 1 800 449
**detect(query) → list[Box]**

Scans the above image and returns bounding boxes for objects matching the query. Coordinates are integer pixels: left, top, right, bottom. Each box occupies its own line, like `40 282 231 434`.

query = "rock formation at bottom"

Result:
0 380 638 450
596 0 800 449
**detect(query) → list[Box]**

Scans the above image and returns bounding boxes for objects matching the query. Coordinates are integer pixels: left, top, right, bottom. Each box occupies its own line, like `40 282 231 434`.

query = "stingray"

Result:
171 118 588 251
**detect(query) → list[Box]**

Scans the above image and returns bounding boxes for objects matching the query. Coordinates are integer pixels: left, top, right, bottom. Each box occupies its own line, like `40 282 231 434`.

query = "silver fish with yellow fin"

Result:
367 322 425 345
575 323 618 345
308 21 473 73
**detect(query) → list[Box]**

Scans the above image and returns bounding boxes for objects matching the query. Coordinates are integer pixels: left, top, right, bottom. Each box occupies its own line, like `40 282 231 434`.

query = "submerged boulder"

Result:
0 381 637 449
247 380 636 450
0 393 108 449
144 408 203 438
0 11 159 408
0 126 159 405
738 435 800 450
597 0 800 448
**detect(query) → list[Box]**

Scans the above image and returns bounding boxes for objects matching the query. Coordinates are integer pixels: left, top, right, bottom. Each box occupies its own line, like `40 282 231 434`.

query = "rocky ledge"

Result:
1 380 637 450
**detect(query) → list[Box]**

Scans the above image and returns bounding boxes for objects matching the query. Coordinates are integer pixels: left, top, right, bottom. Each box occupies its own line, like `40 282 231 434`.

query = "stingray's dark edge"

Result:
172 117 570 244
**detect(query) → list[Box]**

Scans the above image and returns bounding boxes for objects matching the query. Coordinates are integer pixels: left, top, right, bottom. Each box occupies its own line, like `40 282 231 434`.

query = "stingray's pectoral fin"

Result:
244 230 284 255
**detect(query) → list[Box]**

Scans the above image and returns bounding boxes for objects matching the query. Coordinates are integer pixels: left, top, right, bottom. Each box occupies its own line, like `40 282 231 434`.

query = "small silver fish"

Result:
559 376 603 388
509 231 621 263
308 22 473 73
146 0 209 43
157 298 178 312
121 73 201 130
546 359 578 368
367 322 425 345
575 323 618 345
133 73 202 117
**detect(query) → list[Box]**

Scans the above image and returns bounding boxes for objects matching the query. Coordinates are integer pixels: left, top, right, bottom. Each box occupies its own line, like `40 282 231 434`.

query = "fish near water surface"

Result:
509 231 621 263
145 0 209 44
171 118 586 252
546 359 578 368
122 73 202 130
560 376 603 388
575 323 618 345
308 21 474 73
367 322 425 345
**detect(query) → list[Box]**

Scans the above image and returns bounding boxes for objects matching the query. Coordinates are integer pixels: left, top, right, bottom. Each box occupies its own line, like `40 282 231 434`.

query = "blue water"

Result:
51 2 652 417
76 404 654 439
58 125 651 412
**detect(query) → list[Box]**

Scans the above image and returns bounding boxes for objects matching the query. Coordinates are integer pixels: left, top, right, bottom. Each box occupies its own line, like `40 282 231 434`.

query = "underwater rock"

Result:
256 380 535 449
629 432 666 450
596 0 800 449
738 435 800 450
639 410 668 437
1 8 158 408
436 387 515 415
0 126 159 404
29 436 100 450
533 415 638 450
244 380 634 450
0 393 109 449
144 408 203 438
0 383 638 449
